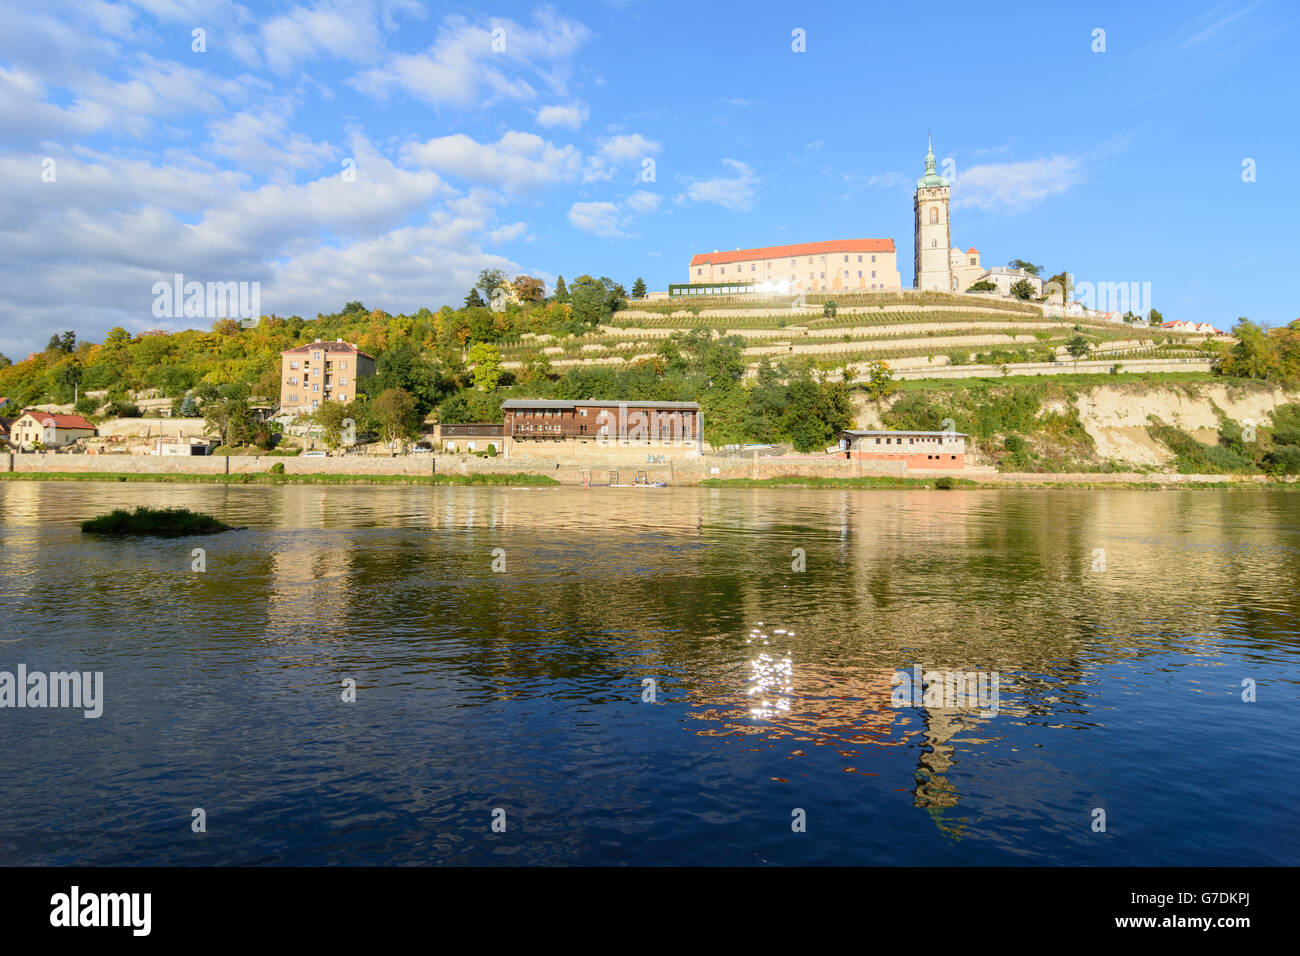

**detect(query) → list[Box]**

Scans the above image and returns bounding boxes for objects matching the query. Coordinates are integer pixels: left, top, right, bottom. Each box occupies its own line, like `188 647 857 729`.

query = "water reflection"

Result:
0 481 1297 865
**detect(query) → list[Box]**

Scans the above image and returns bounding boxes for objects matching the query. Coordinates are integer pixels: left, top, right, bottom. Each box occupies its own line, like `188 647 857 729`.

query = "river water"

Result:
0 481 1296 865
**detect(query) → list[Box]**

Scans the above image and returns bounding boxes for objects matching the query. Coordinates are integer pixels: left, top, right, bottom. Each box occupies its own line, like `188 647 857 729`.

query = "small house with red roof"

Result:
9 410 97 449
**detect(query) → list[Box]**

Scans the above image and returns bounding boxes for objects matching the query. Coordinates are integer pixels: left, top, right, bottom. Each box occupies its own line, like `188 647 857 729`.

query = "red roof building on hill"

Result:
686 238 902 292
9 409 97 449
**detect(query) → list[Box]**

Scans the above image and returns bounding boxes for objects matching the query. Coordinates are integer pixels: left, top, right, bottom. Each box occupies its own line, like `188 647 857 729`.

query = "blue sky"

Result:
1 0 1296 356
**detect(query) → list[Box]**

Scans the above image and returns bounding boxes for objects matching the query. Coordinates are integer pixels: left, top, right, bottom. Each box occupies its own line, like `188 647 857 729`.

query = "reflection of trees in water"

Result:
217 485 1300 835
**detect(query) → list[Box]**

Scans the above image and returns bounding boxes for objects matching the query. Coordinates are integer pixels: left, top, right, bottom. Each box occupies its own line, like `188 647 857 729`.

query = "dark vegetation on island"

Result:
80 506 234 537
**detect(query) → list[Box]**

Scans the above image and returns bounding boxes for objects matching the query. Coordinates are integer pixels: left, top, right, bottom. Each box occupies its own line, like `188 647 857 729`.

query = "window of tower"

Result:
929 207 939 224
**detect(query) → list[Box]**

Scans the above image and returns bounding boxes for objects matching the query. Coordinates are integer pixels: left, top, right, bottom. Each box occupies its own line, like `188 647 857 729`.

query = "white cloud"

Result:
402 131 582 191
624 190 661 214
952 156 1083 212
567 201 624 238
536 102 588 129
489 221 529 242
206 101 336 178
567 189 661 238
676 159 759 211
350 9 591 107
598 133 660 163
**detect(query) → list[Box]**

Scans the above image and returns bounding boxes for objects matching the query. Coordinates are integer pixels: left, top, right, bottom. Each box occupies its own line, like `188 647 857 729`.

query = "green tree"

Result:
864 359 897 406
467 342 502 392
370 387 420 448
465 288 485 308
1065 335 1092 367
476 269 507 301
203 388 255 447
632 277 647 298
1007 259 1042 276
1148 308 1164 327
553 275 568 303
1009 278 1036 300
311 401 352 451
104 326 131 349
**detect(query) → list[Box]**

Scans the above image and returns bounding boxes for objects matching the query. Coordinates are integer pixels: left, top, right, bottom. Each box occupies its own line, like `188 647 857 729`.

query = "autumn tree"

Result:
513 275 545 302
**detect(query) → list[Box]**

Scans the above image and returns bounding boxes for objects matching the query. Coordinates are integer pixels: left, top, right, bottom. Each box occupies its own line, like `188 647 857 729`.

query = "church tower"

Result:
914 136 953 291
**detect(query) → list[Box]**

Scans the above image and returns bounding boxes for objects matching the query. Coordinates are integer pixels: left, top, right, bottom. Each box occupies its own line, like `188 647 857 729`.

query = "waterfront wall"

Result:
2 451 1284 486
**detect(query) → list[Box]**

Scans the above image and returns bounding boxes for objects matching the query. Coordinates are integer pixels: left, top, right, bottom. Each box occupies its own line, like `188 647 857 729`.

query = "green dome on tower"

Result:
917 135 949 188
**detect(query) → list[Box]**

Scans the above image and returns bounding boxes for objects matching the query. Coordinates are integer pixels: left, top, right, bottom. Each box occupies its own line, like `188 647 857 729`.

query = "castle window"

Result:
857 255 863 263
929 208 939 224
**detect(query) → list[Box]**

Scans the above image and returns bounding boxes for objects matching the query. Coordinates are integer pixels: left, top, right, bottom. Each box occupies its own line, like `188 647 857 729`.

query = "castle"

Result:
680 139 1043 299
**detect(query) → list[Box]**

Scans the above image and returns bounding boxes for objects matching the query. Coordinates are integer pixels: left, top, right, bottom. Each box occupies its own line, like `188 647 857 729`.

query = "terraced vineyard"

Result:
494 296 1220 380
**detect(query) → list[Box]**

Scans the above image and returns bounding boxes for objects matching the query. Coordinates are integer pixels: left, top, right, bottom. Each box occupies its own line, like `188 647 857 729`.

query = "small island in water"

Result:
80 506 233 537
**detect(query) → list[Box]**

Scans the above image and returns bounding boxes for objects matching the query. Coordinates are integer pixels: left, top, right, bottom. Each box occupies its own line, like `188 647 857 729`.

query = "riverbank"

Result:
0 471 560 486
5 469 1295 490
702 474 1299 490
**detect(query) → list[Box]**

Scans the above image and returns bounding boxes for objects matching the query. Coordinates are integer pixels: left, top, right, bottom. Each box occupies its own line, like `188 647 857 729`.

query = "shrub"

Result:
935 476 957 489
269 462 285 475
81 506 232 537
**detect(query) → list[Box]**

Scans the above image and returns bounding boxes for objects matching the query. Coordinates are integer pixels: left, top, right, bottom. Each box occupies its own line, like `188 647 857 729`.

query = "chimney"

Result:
314 338 321 343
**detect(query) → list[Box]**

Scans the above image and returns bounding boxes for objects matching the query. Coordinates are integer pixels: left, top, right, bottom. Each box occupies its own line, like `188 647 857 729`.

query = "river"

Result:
0 481 1296 865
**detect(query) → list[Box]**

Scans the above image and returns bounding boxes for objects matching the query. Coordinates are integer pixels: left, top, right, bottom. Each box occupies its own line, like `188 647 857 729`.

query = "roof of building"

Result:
502 399 700 411
689 238 895 267
917 136 949 189
842 429 968 438
19 410 96 430
967 247 979 255
281 339 375 359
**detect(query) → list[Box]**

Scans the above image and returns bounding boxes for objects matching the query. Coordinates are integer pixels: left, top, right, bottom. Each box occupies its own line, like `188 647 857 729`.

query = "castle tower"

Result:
914 136 953 292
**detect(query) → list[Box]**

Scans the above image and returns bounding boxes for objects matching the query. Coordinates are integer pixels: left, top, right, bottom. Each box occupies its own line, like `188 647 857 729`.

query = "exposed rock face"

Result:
855 381 1297 470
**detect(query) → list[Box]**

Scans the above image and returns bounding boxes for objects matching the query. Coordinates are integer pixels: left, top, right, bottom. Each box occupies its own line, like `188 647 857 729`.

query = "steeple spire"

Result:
917 134 947 188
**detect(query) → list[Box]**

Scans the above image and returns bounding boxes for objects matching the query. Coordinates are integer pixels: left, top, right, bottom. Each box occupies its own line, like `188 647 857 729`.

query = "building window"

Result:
340 378 348 385
857 271 862 278
312 384 319 392
313 352 322 361
289 376 298 385
970 257 977 265
872 271 876 278
289 361 299 370
340 360 348 370
697 268 702 276
857 255 863 263
338 394 347 402
872 255 876 263
929 208 938 224
843 255 849 263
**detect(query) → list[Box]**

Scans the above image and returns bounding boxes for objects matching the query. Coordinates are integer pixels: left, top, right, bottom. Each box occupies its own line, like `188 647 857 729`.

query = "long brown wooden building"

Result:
500 399 701 458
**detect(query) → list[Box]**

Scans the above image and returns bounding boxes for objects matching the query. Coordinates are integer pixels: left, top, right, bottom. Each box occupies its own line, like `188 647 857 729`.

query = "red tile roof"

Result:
690 238 895 267
20 410 96 430
967 248 979 254
281 340 374 360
